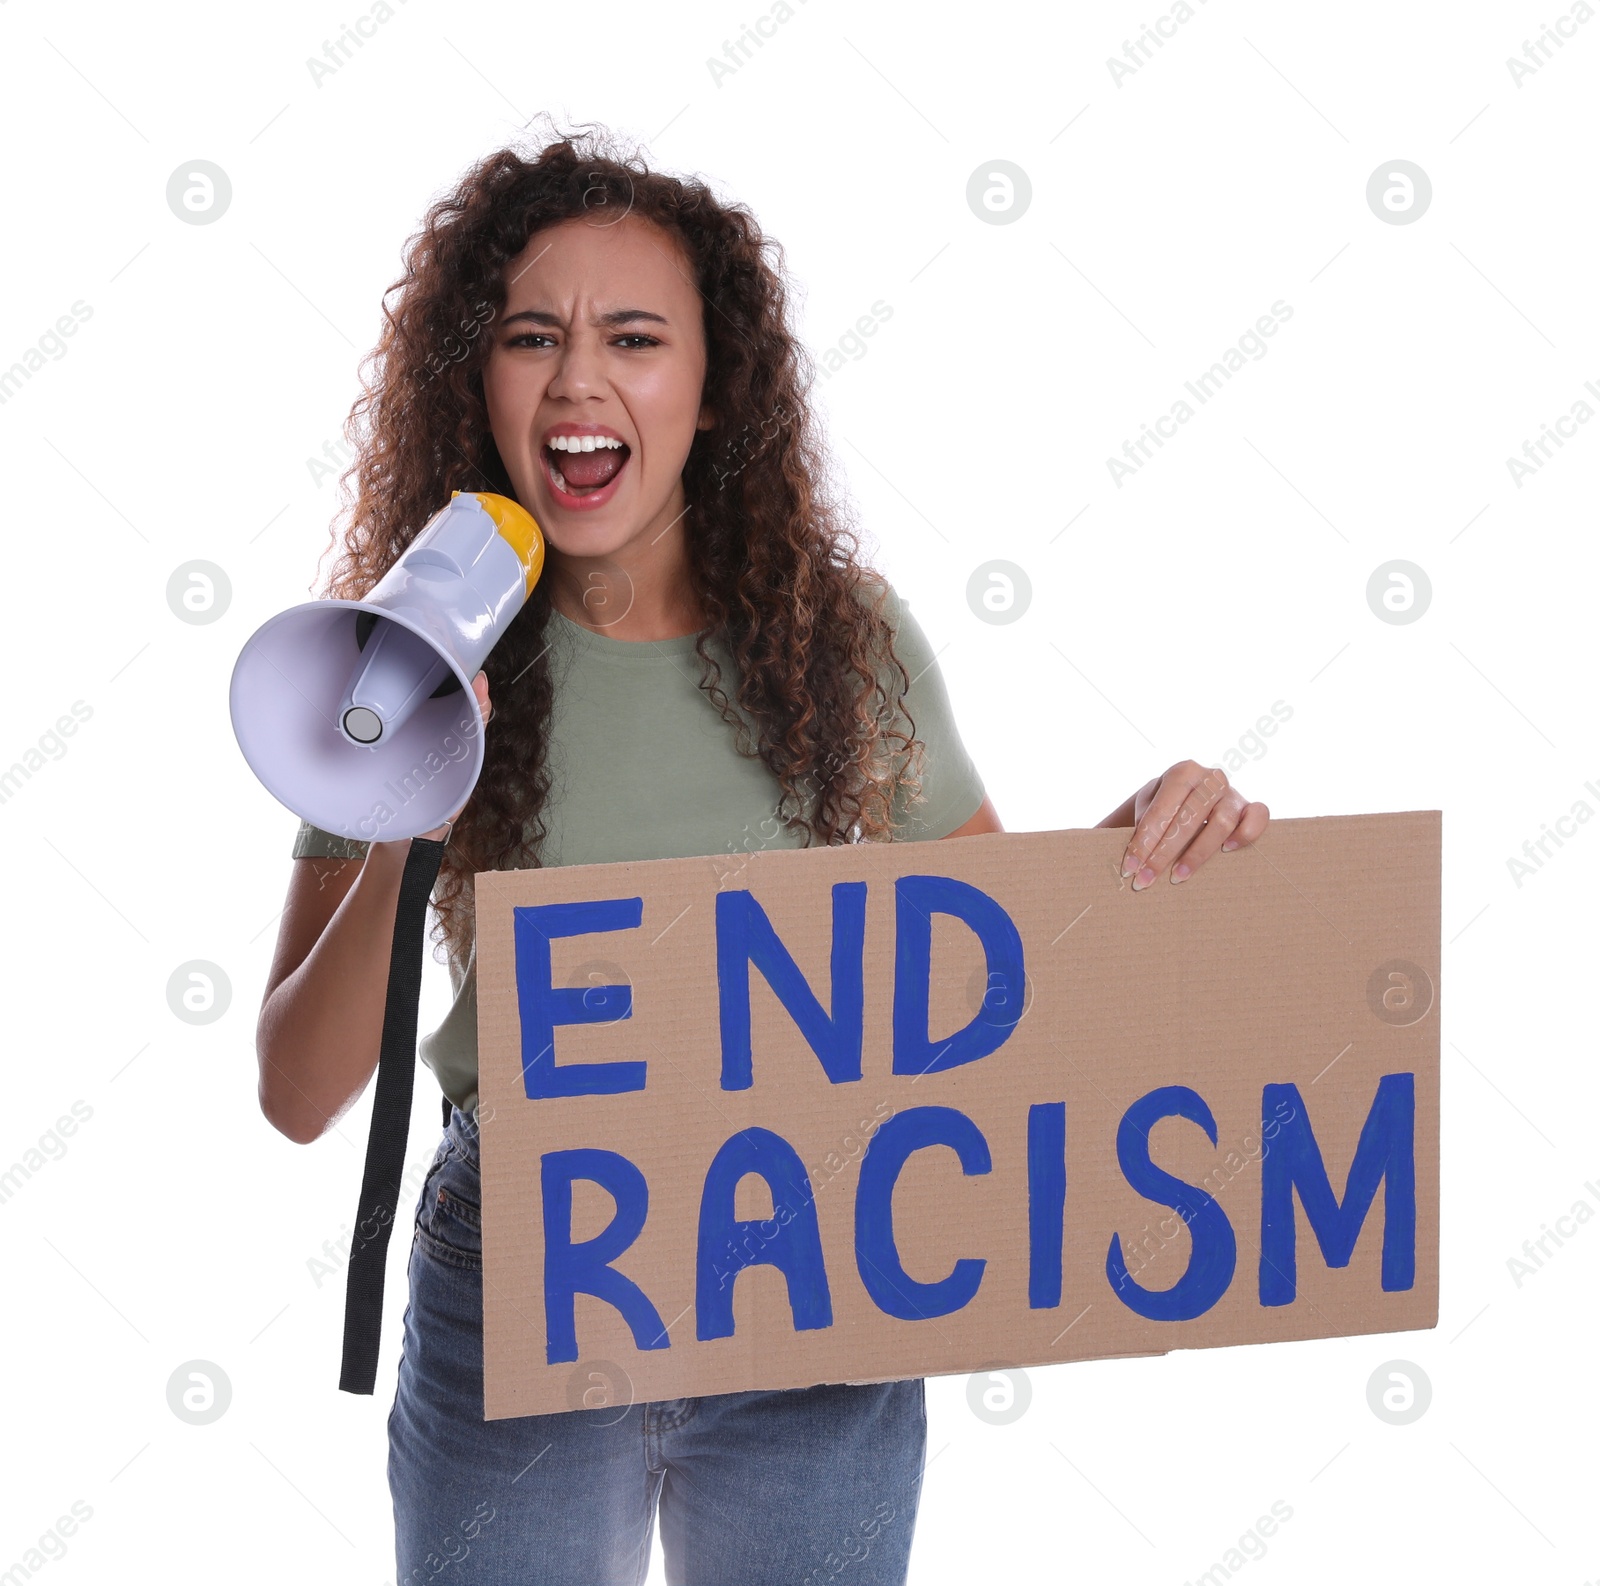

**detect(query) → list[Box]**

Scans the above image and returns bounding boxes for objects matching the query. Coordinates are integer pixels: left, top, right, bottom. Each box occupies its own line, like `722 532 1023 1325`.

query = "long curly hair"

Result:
316 118 929 968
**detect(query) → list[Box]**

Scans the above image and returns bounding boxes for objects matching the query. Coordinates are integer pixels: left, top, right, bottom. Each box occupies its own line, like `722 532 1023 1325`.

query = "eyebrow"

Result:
501 308 670 328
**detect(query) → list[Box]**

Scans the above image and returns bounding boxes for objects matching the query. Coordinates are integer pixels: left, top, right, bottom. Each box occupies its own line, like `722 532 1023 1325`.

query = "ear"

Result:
696 400 715 432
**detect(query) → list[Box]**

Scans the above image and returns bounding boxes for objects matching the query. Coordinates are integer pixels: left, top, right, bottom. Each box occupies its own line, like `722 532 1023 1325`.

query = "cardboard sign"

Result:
474 811 1439 1420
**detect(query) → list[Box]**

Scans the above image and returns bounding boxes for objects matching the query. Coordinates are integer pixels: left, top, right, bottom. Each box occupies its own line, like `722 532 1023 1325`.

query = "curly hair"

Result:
315 117 930 969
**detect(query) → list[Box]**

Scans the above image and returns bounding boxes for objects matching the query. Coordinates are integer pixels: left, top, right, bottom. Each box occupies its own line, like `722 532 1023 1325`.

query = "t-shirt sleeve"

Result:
880 584 987 841
291 819 371 862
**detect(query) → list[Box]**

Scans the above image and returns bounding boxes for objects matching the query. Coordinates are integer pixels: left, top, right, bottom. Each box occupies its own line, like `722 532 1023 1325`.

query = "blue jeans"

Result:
388 1104 928 1585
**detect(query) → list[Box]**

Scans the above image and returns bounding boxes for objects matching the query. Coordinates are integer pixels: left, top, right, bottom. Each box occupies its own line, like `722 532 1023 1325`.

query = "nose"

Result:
544 322 606 404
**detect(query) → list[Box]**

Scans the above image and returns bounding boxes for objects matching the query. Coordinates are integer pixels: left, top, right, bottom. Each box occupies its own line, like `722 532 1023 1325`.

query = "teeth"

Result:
548 434 623 452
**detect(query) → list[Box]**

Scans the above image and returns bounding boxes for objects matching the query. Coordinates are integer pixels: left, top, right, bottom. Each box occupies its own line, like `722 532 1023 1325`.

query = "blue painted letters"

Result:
1106 1086 1238 1321
695 1127 834 1339
1259 1072 1416 1305
514 898 645 1099
893 875 1026 1077
716 882 867 1089
542 1147 668 1364
856 1105 991 1319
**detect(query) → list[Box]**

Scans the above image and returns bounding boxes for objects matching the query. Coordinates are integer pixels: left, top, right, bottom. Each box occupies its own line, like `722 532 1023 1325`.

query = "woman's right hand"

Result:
418 670 492 842
260 670 491 1142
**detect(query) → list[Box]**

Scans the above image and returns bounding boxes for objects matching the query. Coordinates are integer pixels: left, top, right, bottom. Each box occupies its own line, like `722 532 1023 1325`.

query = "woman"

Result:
255 121 1269 1586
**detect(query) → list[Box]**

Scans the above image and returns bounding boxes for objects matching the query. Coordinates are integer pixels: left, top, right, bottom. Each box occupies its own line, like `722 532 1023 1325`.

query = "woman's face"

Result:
482 213 714 574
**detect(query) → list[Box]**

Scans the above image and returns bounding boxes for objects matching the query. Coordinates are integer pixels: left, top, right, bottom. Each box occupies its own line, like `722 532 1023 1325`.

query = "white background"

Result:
1 0 1595 1580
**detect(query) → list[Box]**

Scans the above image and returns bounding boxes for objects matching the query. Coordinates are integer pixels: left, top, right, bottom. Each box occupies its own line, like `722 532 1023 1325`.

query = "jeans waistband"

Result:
445 1103 481 1171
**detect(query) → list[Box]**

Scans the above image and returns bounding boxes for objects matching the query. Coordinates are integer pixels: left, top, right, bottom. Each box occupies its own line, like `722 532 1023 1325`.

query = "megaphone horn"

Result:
230 490 545 844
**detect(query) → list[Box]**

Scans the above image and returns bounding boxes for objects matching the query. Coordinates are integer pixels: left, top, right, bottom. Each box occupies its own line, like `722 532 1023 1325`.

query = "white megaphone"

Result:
230 490 545 844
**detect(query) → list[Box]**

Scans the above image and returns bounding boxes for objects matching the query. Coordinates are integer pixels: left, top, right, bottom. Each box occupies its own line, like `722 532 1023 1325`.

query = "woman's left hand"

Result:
1119 760 1270 889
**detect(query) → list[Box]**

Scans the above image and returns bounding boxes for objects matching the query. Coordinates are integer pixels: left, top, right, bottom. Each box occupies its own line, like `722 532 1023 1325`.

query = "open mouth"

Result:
541 437 631 510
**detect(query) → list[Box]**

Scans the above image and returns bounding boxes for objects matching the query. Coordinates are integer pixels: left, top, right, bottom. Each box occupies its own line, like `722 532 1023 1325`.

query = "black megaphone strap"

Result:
338 831 449 1396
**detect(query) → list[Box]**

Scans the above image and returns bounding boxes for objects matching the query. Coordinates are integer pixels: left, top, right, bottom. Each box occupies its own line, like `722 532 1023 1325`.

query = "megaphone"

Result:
230 490 545 844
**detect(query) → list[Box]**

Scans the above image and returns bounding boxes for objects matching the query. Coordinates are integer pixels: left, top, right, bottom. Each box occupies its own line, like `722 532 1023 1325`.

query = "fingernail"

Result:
1132 866 1155 891
1221 840 1238 852
1171 863 1191 883
1121 852 1137 877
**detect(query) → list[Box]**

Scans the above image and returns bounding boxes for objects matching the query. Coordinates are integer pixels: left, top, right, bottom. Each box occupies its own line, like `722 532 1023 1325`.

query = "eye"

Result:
504 332 554 348
614 335 661 349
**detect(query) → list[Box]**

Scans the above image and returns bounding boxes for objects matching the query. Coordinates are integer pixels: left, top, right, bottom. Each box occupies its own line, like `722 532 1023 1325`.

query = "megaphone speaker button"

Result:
343 706 384 744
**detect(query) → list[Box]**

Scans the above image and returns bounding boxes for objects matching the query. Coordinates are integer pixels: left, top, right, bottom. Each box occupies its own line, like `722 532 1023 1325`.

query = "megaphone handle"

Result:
338 832 448 1396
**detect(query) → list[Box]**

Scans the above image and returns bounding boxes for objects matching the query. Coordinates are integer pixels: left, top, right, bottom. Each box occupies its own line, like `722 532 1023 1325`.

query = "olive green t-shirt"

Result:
291 581 986 1115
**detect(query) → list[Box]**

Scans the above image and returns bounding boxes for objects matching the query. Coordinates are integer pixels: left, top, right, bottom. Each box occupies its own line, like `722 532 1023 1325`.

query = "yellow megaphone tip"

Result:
452 490 545 599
